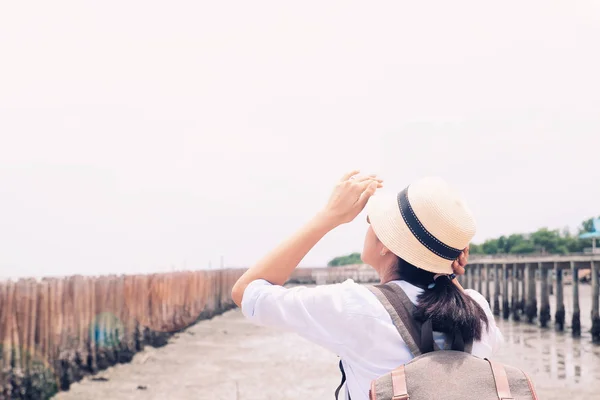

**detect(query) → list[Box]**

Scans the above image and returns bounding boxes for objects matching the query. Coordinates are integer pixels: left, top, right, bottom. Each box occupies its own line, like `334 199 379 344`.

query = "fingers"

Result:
356 181 378 209
458 246 469 267
340 170 360 182
452 259 466 276
458 252 467 267
357 179 384 189
452 247 469 275
340 170 385 184
353 174 384 183
354 176 384 191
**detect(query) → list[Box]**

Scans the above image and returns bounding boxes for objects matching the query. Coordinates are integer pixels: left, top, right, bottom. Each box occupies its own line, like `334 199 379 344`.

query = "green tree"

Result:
470 216 599 255
580 217 598 234
497 236 507 253
576 216 600 251
510 241 536 254
469 243 483 254
530 228 561 254
328 252 362 267
506 234 526 253
482 239 499 254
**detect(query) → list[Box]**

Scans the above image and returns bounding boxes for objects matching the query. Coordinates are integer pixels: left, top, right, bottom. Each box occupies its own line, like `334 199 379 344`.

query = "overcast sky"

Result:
1 1 599 279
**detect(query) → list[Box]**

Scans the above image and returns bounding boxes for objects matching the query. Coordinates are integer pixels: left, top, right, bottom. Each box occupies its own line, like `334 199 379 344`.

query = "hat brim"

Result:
366 193 454 275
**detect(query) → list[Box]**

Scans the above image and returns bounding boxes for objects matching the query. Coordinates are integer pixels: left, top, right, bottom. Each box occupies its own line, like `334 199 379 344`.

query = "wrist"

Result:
452 278 465 292
313 211 341 231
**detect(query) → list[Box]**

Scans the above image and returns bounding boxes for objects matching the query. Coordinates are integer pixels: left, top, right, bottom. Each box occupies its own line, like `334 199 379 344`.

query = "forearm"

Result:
231 212 337 307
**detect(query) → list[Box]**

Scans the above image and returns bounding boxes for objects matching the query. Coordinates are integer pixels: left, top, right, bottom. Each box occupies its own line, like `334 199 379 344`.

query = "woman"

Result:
231 171 503 400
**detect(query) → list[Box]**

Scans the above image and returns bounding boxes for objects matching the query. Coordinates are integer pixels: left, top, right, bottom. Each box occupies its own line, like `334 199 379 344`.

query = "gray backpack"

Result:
336 283 539 400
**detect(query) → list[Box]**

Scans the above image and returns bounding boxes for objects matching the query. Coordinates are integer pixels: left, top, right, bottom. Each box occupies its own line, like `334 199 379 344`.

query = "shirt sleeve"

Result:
464 289 504 356
241 278 360 354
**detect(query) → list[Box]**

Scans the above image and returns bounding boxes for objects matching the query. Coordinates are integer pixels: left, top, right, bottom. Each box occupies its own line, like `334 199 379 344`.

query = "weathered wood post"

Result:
517 265 525 312
485 264 491 305
591 260 600 343
511 263 520 322
554 262 565 331
525 263 537 323
540 263 550 328
493 264 500 316
502 264 510 320
518 264 525 312
477 264 483 294
571 261 581 337
468 264 473 289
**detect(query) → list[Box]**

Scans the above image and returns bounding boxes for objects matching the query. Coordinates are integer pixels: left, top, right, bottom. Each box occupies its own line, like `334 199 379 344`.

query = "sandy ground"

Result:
54 294 600 400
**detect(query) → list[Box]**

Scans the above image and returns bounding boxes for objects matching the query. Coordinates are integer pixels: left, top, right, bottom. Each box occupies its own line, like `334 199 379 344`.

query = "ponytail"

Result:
395 257 489 343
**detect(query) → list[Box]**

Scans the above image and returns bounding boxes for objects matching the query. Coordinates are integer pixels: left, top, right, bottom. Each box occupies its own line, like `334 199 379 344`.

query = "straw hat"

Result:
366 176 476 274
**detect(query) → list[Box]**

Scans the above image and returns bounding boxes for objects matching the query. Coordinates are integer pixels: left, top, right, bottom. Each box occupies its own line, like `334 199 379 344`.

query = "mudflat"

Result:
52 309 340 400
54 307 600 400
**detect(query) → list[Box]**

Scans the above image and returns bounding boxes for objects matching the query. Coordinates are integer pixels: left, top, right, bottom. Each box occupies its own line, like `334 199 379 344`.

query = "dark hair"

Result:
396 257 489 343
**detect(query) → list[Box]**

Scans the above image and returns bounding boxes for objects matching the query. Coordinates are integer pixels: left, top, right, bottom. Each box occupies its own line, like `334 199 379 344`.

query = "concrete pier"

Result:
468 254 599 342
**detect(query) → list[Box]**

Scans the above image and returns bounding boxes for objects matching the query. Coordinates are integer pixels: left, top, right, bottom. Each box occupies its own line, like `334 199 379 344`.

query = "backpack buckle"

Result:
392 395 409 400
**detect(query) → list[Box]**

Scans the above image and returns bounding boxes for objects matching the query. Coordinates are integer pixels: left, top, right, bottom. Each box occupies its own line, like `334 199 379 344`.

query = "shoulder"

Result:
463 288 495 321
242 278 386 320
240 278 389 352
463 289 490 309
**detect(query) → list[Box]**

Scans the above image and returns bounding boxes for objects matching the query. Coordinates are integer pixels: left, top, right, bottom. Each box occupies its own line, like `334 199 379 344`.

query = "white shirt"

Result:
241 278 504 400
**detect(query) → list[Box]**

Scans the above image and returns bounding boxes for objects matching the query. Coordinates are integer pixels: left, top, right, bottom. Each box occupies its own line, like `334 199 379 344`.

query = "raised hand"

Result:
320 170 383 226
451 246 470 276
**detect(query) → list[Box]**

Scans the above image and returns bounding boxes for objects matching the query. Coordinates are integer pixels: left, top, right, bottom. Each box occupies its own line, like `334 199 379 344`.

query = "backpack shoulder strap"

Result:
387 283 449 352
485 359 514 400
371 283 455 353
367 284 423 357
334 359 349 400
381 282 477 354
383 282 417 314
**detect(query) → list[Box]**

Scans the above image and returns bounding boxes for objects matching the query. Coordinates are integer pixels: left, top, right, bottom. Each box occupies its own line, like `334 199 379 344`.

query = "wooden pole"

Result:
502 264 510 320
571 261 581 337
539 263 550 328
1 282 12 373
525 263 537 323
466 267 471 289
591 260 600 343
493 264 500 316
511 263 520 322
477 264 483 294
554 262 565 331
518 264 525 312
485 264 491 305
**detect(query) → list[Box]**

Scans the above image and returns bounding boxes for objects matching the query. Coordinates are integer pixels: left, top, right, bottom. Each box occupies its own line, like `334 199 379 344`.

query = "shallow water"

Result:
483 283 600 399
494 318 600 399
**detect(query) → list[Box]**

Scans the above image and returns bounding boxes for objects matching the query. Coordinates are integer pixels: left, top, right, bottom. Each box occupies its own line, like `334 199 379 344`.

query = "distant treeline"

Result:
328 252 362 267
470 216 599 255
328 217 599 266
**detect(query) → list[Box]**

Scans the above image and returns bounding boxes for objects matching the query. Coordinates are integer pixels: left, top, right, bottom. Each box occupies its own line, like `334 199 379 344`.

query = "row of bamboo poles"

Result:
0 269 243 399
